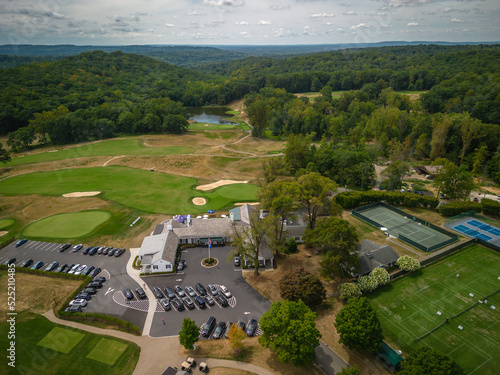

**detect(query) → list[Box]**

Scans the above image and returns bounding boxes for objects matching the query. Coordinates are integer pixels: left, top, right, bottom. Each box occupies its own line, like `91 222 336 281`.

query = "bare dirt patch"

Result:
62 191 101 198
0 231 7 236
192 197 207 205
197 180 248 191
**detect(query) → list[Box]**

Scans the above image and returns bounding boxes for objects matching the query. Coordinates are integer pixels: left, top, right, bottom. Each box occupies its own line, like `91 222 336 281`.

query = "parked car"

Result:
160 298 171 311
194 296 206 309
123 289 134 300
108 248 116 256
164 286 176 299
213 322 226 339
237 321 246 332
88 247 98 256
185 286 196 297
135 287 146 299
215 294 228 307
102 247 111 255
45 261 59 271
83 287 97 295
69 299 87 307
75 292 91 300
65 305 82 313
72 244 83 252
87 281 102 289
97 246 105 254
31 261 43 270
152 286 164 299
66 263 76 273
234 256 241 267
171 298 184 311
74 265 87 275
225 322 235 339
183 297 195 310
114 248 125 257
15 239 28 247
177 259 186 271
68 264 80 274
59 243 71 252
246 319 258 336
20 259 33 268
91 267 102 277
207 284 218 296
201 317 216 337
4 257 16 265
174 285 185 297
195 283 207 296
82 246 92 255
56 264 68 273
219 285 232 298
204 295 215 306
473 197 479 202
93 276 106 283
84 266 95 276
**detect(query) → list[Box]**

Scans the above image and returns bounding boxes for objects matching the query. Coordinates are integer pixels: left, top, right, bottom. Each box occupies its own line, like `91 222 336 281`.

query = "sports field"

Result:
0 166 258 214
369 244 500 375
354 203 456 251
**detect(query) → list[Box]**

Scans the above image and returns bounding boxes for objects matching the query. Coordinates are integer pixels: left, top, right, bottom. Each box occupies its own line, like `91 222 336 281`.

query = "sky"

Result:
0 0 499 46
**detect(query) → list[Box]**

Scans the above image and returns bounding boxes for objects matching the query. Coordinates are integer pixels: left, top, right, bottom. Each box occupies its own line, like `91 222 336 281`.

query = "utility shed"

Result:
376 342 404 373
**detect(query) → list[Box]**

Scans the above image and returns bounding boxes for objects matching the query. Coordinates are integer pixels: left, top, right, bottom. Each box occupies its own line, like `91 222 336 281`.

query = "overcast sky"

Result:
1 0 499 46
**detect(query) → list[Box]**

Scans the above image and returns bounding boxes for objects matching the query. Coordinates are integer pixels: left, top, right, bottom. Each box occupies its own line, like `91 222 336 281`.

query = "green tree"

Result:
370 267 390 286
178 318 200 350
430 114 453 160
433 159 474 200
258 300 321 366
399 348 465 375
7 127 36 151
334 297 384 352
337 366 361 375
248 99 270 138
262 157 288 184
227 322 246 354
396 255 421 272
284 133 311 173
459 114 484 165
304 217 359 278
338 283 362 300
0 143 11 164
297 172 339 230
279 267 326 310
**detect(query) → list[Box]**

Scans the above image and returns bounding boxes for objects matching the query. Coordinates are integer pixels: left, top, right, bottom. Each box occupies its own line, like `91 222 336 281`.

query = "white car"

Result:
185 286 196 297
69 299 87 307
74 265 87 275
219 285 232 298
68 264 80 274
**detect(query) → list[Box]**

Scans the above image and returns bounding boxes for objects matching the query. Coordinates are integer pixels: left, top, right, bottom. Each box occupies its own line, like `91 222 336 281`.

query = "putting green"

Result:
22 211 111 238
86 338 128 365
37 327 85 354
0 219 15 229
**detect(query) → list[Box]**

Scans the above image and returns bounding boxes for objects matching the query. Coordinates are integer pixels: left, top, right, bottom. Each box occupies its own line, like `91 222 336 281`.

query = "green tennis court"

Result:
353 202 457 251
369 244 500 375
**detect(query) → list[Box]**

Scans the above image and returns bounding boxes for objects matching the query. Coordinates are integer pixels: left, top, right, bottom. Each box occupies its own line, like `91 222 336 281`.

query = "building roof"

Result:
153 224 164 235
239 204 254 225
416 165 442 175
229 207 241 221
174 218 233 239
139 231 178 265
379 342 404 366
356 240 399 276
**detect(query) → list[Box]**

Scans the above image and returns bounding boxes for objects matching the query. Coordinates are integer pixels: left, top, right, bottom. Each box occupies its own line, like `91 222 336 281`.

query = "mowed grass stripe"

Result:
0 218 15 229
86 338 128 365
0 166 258 214
369 244 500 374
37 327 85 354
5 138 193 167
22 211 112 238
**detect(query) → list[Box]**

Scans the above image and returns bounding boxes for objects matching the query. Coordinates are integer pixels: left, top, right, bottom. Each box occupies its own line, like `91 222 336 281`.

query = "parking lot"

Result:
2 241 271 338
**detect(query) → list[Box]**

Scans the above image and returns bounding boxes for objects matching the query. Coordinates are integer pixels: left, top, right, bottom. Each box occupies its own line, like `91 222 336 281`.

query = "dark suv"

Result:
195 283 207 296
135 287 146 299
201 316 216 337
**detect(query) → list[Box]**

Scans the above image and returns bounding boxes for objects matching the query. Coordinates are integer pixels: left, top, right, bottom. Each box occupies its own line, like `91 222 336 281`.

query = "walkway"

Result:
315 341 349 375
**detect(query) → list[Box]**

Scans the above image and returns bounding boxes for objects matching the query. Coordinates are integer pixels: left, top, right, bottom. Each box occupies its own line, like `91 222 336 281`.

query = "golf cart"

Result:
181 357 196 372
199 361 210 373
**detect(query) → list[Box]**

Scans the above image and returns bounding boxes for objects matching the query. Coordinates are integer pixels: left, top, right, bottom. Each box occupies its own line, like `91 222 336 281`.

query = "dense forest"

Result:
0 44 499 184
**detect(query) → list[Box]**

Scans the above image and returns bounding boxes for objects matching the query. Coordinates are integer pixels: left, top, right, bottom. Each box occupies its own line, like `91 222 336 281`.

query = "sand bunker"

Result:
0 231 8 237
192 197 207 205
196 180 248 191
63 191 101 198
234 202 260 206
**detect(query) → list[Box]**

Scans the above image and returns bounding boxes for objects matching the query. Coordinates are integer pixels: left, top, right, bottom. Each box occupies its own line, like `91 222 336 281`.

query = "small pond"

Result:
186 106 237 125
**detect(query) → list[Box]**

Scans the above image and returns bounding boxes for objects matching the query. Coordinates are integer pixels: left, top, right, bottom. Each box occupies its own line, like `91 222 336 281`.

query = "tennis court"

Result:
445 217 500 247
369 244 500 375
353 202 457 252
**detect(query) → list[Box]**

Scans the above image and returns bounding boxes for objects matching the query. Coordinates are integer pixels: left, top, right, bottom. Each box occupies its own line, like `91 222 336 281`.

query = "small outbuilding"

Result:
376 342 404 373
354 240 400 277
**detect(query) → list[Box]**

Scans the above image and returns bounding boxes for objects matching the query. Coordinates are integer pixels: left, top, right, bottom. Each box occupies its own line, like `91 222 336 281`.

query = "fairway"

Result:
0 218 15 229
22 211 112 238
369 244 500 375
5 138 193 167
37 327 85 354
0 166 258 214
86 338 128 365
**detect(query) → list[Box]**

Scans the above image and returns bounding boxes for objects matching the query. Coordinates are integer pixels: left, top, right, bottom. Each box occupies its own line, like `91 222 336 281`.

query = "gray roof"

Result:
356 240 399 276
139 231 178 265
239 204 254 225
174 218 233 240
153 224 164 235
229 207 241 221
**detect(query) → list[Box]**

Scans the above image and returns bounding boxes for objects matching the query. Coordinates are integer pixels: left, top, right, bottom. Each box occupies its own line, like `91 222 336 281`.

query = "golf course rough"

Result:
22 211 112 238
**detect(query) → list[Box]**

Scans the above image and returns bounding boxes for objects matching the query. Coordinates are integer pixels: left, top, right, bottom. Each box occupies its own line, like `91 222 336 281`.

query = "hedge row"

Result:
334 191 439 209
439 201 483 217
481 198 500 218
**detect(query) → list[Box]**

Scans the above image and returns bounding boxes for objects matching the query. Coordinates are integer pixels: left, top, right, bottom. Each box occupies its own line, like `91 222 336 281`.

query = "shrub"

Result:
284 237 298 254
280 267 326 309
481 198 500 218
439 201 482 216
396 255 421 272
334 191 438 209
370 267 390 286
338 282 362 300
357 275 378 292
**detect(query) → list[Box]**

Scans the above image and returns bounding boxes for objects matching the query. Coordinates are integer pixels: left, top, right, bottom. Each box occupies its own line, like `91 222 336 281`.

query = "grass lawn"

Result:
189 122 239 130
37 327 85 354
0 219 15 229
0 166 258 214
22 211 112 238
86 338 128 365
368 244 500 375
0 313 139 375
5 138 193 167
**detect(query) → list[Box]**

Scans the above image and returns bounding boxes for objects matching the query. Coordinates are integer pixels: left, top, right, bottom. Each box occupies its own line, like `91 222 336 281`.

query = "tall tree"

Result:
0 143 11 164
248 99 270 138
28 105 69 144
178 318 200 350
334 297 384 352
259 300 321 366
297 172 338 230
7 127 36 151
433 158 474 200
227 323 246 354
459 114 484 165
279 267 326 310
304 217 359 278
284 133 311 173
399 348 465 375
430 114 453 160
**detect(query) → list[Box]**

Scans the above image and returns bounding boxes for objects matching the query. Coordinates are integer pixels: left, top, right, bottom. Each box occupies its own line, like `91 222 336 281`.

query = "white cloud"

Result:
235 21 249 25
451 18 464 23
258 20 272 25
350 23 367 30
203 0 245 7
407 22 419 26
270 5 290 11
165 23 174 27
187 11 207 16
343 10 356 16
310 13 335 18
